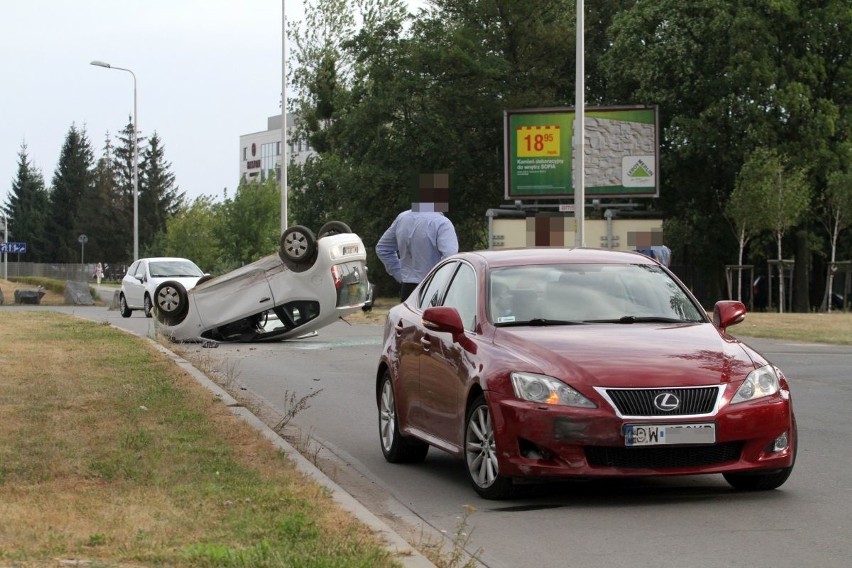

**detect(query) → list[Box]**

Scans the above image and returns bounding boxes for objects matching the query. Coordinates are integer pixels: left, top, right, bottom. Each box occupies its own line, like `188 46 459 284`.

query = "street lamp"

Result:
90 60 139 261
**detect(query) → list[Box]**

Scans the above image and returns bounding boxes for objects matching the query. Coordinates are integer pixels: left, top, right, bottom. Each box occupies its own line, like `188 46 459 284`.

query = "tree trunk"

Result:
776 233 785 314
793 230 809 312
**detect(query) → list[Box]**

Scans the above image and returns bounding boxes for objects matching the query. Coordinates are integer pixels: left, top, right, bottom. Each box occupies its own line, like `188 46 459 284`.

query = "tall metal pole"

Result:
90 60 139 260
280 1 289 233
574 0 585 247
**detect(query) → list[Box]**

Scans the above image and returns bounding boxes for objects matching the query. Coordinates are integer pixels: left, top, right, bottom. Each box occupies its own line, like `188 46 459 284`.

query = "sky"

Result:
0 1 311 206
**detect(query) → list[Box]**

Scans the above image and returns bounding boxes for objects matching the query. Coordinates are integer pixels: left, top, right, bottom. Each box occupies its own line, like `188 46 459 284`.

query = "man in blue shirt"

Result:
376 173 459 301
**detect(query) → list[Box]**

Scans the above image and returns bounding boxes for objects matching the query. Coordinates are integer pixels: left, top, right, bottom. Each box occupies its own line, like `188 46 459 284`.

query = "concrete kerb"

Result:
140 334 437 568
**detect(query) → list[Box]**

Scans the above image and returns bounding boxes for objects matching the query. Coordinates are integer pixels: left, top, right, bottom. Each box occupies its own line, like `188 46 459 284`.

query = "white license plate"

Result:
342 245 359 255
624 423 716 446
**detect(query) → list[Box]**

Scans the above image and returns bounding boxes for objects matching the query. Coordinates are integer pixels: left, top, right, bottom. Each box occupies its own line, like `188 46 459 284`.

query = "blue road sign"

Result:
0 242 26 254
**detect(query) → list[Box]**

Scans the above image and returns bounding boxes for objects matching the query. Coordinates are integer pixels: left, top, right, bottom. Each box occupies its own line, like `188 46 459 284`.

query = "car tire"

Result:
143 294 153 318
379 371 429 463
317 221 351 238
279 225 318 272
465 394 515 499
153 281 190 326
119 294 132 318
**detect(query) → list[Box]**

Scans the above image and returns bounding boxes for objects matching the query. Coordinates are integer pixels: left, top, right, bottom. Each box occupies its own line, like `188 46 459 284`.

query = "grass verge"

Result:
0 312 399 567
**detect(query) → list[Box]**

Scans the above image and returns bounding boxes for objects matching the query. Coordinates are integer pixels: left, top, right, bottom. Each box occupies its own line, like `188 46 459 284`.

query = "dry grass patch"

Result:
732 310 852 345
0 312 399 567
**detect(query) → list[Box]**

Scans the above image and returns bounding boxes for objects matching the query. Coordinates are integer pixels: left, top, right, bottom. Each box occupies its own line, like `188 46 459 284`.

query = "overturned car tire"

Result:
279 225 317 272
317 221 351 238
153 280 190 326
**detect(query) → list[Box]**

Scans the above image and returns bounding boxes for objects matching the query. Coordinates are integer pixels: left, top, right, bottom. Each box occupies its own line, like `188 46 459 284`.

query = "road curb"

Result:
147 338 437 567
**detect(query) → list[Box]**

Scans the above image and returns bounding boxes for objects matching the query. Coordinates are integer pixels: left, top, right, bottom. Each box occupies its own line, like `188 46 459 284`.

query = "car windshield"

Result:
149 260 204 278
489 263 706 326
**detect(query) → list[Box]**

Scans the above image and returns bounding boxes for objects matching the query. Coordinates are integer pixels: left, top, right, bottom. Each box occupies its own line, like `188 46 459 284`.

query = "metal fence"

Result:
1 261 130 282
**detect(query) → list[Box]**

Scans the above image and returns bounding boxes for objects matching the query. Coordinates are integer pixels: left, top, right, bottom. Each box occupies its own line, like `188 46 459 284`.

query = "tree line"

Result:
282 0 851 309
3 120 182 268
4 0 851 311
3 121 282 278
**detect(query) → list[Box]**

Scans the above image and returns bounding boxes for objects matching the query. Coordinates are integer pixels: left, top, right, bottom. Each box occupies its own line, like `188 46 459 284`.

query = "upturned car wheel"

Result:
119 294 132 318
279 225 317 272
317 221 351 238
143 294 153 318
379 371 429 463
465 395 515 499
153 281 190 326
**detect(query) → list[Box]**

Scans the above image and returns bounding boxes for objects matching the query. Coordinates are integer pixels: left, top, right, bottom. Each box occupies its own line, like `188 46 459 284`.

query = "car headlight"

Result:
511 372 596 408
731 364 781 404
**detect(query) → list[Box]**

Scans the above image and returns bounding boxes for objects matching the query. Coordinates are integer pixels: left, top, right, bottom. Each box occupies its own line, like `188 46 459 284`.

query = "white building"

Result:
239 114 316 182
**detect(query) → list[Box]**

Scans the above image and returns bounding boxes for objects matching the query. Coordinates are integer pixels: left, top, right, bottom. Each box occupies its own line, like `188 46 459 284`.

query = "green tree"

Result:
822 168 852 311
78 134 125 266
139 131 184 256
3 143 50 262
48 124 95 263
112 117 142 260
215 176 281 268
154 194 223 273
739 149 811 314
726 172 766 303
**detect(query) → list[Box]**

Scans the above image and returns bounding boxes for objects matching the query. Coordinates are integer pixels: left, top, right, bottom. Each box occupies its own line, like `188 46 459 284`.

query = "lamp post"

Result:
90 60 139 261
280 0 288 233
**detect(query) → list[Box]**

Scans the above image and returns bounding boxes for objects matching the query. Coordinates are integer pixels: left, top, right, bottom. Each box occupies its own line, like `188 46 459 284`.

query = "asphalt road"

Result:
34 302 852 568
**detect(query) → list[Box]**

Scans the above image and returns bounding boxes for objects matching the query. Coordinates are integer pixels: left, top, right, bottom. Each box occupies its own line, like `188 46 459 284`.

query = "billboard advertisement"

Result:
504 106 659 199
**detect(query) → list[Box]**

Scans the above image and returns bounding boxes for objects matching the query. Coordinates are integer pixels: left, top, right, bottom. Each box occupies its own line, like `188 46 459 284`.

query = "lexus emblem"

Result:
653 392 680 412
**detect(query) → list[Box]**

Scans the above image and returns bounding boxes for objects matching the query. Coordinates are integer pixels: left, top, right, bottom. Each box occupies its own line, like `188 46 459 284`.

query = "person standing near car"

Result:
376 172 459 302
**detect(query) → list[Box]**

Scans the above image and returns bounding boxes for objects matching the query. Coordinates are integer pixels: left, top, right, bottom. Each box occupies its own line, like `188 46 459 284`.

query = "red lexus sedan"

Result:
375 248 796 499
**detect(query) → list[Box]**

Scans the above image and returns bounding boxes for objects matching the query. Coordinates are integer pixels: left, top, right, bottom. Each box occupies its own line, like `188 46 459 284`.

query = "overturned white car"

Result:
152 222 370 343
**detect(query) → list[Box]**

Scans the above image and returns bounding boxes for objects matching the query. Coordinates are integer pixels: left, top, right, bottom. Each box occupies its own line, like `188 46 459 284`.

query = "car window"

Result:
417 261 458 311
125 261 139 278
441 263 477 331
490 264 705 324
134 261 147 279
148 260 204 278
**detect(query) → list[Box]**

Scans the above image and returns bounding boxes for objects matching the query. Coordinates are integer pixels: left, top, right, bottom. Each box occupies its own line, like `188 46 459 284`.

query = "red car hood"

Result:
493 323 761 388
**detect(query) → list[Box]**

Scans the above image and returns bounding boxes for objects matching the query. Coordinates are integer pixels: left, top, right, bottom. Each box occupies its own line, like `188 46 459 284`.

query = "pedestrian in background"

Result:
376 172 459 302
95 262 104 285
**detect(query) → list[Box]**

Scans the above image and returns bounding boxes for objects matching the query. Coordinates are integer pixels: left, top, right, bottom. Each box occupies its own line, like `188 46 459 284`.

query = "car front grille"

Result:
585 442 742 469
605 386 720 416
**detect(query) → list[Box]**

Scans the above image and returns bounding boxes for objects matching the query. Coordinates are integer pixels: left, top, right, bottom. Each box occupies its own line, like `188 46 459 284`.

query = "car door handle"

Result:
259 297 271 303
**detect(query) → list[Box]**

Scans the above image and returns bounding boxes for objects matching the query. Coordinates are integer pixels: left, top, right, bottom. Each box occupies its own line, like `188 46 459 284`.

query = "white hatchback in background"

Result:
152 222 370 343
119 257 206 318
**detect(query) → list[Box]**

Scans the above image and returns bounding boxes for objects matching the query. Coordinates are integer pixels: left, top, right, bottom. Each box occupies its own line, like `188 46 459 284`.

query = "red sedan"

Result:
375 248 796 499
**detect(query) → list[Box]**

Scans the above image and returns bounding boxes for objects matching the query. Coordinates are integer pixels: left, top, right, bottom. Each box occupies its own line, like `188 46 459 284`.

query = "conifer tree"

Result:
139 131 184 255
47 124 95 262
3 143 50 262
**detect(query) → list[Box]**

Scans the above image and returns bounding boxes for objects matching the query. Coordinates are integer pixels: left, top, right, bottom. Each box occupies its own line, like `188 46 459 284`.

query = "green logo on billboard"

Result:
627 159 653 178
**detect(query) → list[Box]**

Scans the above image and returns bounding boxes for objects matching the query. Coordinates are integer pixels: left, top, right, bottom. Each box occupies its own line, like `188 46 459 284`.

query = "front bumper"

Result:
489 389 795 480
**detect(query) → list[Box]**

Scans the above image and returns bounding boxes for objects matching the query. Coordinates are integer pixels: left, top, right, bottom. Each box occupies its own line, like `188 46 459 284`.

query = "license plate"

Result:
342 245 359 255
624 423 716 446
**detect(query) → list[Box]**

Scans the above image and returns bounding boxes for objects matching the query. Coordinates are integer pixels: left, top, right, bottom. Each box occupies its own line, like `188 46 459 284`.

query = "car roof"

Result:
460 247 659 268
140 257 198 263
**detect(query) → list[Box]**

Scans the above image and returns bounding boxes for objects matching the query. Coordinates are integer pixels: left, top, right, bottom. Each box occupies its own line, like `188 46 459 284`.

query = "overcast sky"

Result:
1 0 311 207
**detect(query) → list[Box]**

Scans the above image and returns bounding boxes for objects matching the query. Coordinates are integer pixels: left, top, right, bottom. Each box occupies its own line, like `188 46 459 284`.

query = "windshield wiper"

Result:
496 318 586 327
584 316 691 324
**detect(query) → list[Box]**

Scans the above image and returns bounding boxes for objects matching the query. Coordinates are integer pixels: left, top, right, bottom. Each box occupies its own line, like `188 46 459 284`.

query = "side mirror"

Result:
713 300 746 332
422 306 477 354
422 306 465 338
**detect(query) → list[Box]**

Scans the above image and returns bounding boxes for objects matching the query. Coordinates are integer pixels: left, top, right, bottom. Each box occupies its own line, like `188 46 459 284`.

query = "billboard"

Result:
504 106 659 200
